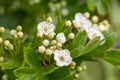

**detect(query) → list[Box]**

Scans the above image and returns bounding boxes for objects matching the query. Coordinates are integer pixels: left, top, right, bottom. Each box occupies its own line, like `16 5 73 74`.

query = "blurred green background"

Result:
0 0 120 80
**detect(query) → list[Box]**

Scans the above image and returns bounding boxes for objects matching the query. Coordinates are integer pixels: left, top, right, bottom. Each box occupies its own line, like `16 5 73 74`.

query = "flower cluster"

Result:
0 12 112 80
73 12 110 41
37 17 73 67
36 12 110 67
0 25 24 57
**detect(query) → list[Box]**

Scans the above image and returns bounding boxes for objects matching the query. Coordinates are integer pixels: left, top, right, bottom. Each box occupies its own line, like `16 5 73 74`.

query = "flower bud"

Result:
17 32 24 38
0 27 5 33
43 39 49 47
76 66 83 72
38 46 46 53
50 46 56 51
14 34 18 39
55 3 61 10
56 42 62 48
84 12 90 19
10 29 17 36
46 17 52 23
102 20 110 27
74 73 79 78
16 25 22 31
82 65 87 70
2 74 8 80
65 20 72 27
45 49 52 56
68 33 75 39
4 40 10 47
9 44 14 50
73 22 81 28
61 8 69 16
61 0 67 7
0 37 3 44
51 40 57 45
91 15 99 23
37 31 43 38
48 32 55 39
70 61 76 67
0 57 4 62
70 61 76 69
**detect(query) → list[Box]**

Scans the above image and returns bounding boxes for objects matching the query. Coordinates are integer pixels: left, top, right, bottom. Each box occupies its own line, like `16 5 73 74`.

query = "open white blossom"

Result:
37 21 55 35
53 49 72 67
56 32 66 44
87 25 105 41
73 12 92 32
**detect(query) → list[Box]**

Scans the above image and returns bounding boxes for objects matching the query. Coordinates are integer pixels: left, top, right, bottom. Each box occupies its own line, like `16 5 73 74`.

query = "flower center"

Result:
60 55 65 62
44 26 48 32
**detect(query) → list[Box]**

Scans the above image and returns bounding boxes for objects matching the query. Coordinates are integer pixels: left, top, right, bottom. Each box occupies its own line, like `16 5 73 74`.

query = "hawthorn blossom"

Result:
87 25 105 41
73 12 92 32
56 32 66 44
37 21 55 35
53 49 72 67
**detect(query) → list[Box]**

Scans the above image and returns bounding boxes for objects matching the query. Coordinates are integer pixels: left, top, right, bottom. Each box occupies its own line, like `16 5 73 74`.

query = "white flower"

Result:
73 12 92 32
37 21 55 35
56 33 66 44
87 25 105 41
53 49 72 67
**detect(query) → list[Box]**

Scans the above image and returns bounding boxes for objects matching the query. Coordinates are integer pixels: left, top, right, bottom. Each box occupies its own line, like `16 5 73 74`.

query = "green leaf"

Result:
68 30 87 50
86 0 97 11
81 37 101 55
98 31 116 51
96 0 109 15
33 75 49 80
40 64 58 76
50 67 71 80
55 20 65 34
104 49 120 65
14 67 37 80
33 64 58 80
0 57 23 69
24 43 41 68
70 48 83 58
87 49 105 58
64 27 73 36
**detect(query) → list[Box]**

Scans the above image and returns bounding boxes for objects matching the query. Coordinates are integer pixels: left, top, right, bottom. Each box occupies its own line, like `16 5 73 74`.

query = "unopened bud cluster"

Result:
10 25 24 39
74 65 87 79
4 40 14 50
